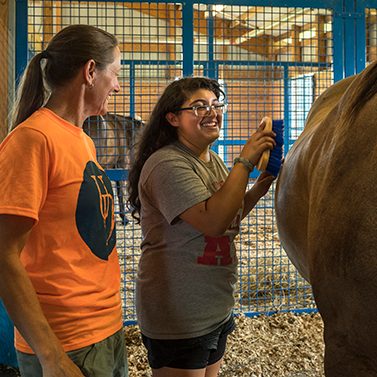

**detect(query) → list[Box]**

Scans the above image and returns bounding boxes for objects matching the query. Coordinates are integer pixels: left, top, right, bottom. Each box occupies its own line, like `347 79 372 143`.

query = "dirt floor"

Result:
126 312 325 377
0 364 19 377
0 313 325 377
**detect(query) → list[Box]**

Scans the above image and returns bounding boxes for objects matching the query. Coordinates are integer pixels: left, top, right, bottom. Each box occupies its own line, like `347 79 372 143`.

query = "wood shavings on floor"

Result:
125 312 325 377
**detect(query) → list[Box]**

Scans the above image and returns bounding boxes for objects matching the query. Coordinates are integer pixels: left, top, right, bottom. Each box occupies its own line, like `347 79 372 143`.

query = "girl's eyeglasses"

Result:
175 103 228 117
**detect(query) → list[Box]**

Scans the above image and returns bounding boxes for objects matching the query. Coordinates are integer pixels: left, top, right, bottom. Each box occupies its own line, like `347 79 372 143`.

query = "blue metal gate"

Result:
6 0 374 336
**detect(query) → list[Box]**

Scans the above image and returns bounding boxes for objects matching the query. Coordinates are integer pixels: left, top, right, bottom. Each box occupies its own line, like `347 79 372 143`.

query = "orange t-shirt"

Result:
0 108 122 353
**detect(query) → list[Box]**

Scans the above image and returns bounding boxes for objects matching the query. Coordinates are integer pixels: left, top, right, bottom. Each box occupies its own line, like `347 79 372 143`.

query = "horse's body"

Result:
83 113 143 225
275 62 377 376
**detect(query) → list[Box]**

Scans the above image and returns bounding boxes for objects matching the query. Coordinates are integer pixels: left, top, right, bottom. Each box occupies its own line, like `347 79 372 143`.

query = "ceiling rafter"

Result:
124 2 270 56
229 6 261 29
234 8 313 45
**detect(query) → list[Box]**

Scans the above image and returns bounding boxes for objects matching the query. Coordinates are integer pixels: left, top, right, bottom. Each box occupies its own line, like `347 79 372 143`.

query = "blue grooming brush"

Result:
256 117 284 177
266 119 284 177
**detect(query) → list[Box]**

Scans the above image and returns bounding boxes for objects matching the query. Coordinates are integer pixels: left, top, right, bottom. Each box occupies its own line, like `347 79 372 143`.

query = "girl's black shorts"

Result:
141 315 235 370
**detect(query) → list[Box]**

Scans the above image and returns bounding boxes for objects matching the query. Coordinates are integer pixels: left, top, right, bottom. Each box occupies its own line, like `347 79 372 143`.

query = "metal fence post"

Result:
0 300 17 368
182 0 194 77
15 0 28 85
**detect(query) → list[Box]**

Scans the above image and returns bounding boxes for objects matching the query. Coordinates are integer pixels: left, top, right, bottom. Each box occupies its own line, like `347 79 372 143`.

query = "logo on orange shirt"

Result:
76 161 116 260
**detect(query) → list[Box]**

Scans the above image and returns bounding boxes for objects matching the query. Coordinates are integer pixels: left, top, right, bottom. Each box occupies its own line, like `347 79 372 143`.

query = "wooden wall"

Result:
0 0 9 141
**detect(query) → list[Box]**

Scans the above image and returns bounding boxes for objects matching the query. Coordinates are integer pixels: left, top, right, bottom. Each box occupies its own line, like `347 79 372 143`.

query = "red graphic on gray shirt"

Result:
197 236 232 266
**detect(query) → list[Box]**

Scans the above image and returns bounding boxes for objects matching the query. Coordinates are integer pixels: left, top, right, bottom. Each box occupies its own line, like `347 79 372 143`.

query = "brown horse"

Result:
83 113 144 225
275 61 377 377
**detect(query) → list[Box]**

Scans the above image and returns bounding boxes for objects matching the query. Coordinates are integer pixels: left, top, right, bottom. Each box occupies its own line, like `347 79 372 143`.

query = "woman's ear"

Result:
84 59 96 87
166 112 180 128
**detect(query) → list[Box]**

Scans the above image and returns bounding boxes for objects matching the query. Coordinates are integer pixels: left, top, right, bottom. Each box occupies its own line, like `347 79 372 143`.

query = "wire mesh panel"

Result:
24 1 336 323
194 4 334 316
27 0 183 324
366 8 377 64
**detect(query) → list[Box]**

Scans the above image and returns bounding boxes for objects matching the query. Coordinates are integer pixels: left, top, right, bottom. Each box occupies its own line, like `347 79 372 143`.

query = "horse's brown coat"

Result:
276 62 377 376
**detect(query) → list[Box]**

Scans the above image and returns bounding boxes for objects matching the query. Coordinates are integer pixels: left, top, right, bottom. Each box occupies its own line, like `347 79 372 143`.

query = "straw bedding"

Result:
125 312 325 377
0 311 326 377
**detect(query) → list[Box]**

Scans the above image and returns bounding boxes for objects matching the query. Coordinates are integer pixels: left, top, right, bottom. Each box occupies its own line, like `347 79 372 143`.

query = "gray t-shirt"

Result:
136 142 242 339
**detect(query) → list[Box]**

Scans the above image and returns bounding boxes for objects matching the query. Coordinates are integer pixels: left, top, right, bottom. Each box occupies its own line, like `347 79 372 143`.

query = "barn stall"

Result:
1 0 377 375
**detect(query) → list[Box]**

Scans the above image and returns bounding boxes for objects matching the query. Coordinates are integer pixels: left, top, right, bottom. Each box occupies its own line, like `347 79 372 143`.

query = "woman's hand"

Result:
240 118 276 165
42 353 86 377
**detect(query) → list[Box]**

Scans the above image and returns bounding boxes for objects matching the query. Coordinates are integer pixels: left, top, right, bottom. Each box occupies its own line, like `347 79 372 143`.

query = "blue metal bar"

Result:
0 300 17 368
363 0 377 6
207 6 215 79
121 59 182 65
182 1 194 76
129 62 136 118
332 2 345 81
241 307 318 318
283 67 290 156
206 9 218 152
355 2 366 72
15 0 28 85
202 61 209 78
219 78 228 160
105 164 261 182
122 59 331 68
124 319 138 326
105 169 128 181
344 0 357 77
334 0 365 78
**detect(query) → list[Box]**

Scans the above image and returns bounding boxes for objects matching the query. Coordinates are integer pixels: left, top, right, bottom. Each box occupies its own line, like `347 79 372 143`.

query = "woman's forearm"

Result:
0 253 65 365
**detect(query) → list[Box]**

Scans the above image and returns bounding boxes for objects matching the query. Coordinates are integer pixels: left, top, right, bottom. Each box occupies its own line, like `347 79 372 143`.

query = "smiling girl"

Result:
128 77 276 377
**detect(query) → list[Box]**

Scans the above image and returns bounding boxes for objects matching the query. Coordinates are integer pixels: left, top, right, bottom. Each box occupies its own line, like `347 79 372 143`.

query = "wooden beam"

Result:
42 1 54 48
237 35 272 57
0 0 9 140
230 6 262 29
119 42 168 53
234 8 312 46
124 2 177 22
55 1 62 33
166 7 177 79
124 3 271 57
316 15 327 63
290 25 301 62
217 44 229 79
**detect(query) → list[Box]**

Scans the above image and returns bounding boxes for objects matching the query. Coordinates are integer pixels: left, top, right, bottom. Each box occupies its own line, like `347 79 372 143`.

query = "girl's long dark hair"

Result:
127 77 225 222
11 24 118 129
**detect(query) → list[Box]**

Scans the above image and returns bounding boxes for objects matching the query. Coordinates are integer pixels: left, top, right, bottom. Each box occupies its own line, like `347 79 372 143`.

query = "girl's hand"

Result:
240 119 276 166
253 172 276 199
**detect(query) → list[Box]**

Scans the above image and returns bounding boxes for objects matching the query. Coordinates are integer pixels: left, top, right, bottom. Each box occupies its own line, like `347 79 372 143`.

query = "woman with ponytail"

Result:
0 25 127 377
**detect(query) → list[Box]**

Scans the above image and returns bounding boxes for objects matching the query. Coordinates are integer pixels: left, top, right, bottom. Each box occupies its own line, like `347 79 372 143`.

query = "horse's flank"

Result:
276 62 377 282
275 61 377 375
